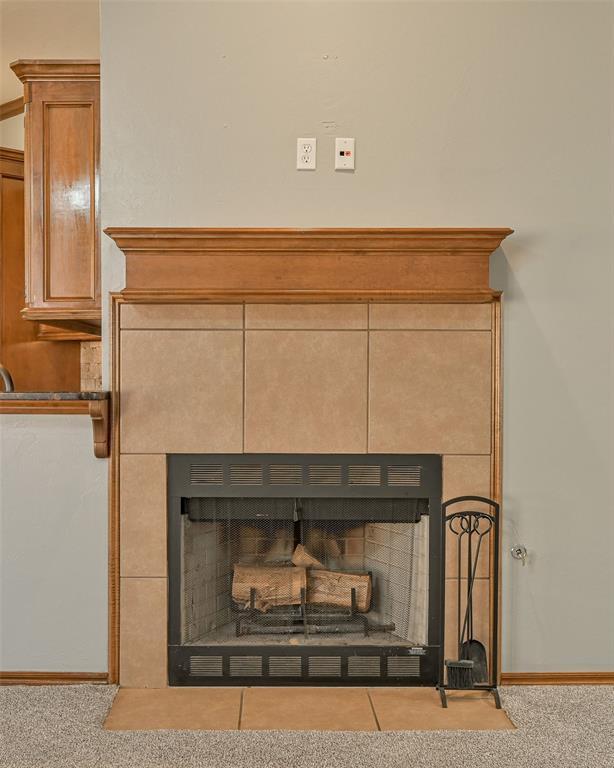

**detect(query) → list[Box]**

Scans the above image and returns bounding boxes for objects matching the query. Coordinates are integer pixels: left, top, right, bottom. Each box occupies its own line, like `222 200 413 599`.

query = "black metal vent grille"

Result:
386 656 421 677
182 652 423 681
229 656 262 677
189 656 223 677
308 656 342 677
348 656 381 677
187 457 423 494
268 656 302 677
189 464 223 485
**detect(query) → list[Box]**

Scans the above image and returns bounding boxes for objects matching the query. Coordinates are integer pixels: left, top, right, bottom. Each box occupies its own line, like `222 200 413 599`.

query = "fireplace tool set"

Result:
439 495 501 708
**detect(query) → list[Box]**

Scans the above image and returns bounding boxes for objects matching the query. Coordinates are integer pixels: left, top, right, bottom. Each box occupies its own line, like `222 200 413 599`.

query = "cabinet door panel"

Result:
45 101 96 301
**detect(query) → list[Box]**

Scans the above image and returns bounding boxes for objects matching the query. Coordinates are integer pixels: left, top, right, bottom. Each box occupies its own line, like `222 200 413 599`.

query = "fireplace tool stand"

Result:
438 495 501 709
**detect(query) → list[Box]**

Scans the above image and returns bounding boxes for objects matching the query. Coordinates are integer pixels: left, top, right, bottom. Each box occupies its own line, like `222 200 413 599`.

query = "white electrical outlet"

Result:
296 138 316 170
335 137 355 170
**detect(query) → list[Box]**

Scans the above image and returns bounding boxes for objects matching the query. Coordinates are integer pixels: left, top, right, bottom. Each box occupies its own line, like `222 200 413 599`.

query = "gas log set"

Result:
231 533 383 637
233 543 372 612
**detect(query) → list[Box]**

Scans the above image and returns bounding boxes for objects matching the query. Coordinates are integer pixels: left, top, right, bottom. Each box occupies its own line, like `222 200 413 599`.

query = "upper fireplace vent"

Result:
186 457 425 493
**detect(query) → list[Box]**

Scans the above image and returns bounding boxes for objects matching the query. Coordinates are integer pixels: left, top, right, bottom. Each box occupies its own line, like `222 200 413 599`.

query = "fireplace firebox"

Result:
167 454 442 685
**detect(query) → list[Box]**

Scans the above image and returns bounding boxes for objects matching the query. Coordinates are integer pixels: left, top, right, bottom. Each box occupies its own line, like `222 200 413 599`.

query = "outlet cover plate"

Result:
297 138 316 170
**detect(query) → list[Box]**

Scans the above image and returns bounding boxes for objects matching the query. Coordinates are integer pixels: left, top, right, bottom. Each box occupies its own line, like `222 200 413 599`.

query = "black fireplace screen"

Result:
167 454 442 686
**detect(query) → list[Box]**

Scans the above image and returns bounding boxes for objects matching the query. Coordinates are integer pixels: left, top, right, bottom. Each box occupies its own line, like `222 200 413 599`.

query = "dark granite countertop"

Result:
0 391 110 401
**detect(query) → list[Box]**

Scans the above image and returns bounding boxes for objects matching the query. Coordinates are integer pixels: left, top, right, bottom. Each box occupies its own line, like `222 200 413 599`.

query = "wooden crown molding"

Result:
0 147 24 178
10 59 100 84
0 98 24 121
105 227 513 295
105 227 513 251
0 147 23 162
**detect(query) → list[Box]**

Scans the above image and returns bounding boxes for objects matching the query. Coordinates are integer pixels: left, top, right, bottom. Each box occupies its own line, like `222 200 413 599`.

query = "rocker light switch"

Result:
335 137 355 170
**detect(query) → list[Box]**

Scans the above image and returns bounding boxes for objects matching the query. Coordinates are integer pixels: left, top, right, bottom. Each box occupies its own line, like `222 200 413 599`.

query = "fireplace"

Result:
106 227 510 689
167 454 442 685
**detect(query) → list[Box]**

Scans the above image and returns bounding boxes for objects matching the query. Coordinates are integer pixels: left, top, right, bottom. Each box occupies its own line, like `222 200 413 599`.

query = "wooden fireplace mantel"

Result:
104 227 513 301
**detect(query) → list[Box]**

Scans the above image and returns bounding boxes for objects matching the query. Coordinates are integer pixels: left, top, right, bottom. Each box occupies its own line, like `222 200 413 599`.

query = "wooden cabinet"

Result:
11 60 100 338
0 147 81 390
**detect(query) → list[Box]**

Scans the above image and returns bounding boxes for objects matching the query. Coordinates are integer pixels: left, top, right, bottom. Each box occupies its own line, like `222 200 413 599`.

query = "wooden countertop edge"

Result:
0 400 91 414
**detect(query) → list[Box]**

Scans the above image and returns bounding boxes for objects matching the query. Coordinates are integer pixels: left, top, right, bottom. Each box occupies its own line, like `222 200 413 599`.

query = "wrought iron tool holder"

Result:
438 495 501 708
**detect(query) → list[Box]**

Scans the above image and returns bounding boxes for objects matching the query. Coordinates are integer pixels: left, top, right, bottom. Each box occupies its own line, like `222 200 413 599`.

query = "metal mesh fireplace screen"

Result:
181 498 429 648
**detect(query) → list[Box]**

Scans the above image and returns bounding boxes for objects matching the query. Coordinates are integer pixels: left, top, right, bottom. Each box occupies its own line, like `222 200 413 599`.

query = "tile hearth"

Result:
104 687 514 732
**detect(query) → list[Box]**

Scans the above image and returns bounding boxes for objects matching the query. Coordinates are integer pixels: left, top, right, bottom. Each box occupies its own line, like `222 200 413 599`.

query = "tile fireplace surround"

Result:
105 227 512 687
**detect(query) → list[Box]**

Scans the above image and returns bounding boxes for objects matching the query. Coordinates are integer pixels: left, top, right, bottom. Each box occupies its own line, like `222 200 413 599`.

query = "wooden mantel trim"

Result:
105 227 512 252
118 289 502 304
105 227 513 295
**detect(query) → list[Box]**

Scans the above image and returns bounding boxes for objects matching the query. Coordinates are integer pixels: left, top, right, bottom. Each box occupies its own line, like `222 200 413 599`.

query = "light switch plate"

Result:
335 137 355 170
297 138 316 170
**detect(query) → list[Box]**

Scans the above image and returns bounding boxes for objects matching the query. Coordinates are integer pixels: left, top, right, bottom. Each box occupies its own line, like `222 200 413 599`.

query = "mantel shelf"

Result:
104 227 513 297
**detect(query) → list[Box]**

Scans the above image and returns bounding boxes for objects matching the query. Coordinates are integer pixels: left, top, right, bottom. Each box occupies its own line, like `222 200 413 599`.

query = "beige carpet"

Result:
2 685 613 768
103 686 514 731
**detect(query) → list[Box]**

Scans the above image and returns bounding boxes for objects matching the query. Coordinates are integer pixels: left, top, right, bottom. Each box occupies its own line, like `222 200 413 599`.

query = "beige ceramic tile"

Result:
120 578 167 688
120 330 243 453
245 304 367 329
120 455 167 578
443 455 493 578
104 688 242 730
244 330 368 453
369 687 514 730
444 577 490 667
370 303 492 330
120 303 243 329
368 330 491 454
240 687 377 731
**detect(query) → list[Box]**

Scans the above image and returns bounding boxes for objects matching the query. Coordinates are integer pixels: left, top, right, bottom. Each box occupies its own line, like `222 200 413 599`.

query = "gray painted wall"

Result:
0 0 106 673
0 416 107 671
99 1 614 672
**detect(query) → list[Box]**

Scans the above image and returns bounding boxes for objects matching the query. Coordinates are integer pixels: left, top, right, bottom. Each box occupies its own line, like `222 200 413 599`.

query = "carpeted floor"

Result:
0 685 612 768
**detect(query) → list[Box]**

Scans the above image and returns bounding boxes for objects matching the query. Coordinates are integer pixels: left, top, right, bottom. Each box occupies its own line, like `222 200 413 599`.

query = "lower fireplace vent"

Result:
347 656 381 677
386 656 421 677
189 656 223 677
308 656 341 677
229 656 262 677
268 656 302 677
183 651 425 682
